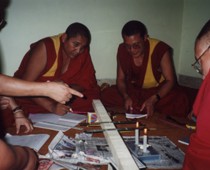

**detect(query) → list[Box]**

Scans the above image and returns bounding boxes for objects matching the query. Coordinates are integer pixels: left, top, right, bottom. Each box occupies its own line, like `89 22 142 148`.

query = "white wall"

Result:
179 0 210 79
0 0 191 80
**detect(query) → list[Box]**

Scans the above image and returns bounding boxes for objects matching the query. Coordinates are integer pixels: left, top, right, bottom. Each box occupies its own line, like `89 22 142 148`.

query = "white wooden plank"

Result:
92 100 139 170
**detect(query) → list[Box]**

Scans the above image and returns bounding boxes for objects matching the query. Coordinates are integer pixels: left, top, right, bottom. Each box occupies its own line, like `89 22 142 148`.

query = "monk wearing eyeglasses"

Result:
101 20 190 117
183 19 210 170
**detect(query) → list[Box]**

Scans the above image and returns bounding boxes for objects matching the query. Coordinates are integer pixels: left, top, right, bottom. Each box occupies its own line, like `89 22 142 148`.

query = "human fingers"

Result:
53 103 70 115
46 82 82 104
15 119 26 134
0 96 10 100
69 88 83 98
45 82 68 103
62 105 71 114
15 117 33 134
0 98 10 110
16 123 20 134
1 97 18 110
0 103 9 110
125 98 133 111
140 102 146 114
1 96 16 105
126 106 133 113
125 102 129 111
147 107 153 117
24 123 33 133
145 103 154 117
187 110 194 120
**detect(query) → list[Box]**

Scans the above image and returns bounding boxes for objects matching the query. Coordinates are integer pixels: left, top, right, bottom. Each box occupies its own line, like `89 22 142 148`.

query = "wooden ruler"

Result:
92 100 139 170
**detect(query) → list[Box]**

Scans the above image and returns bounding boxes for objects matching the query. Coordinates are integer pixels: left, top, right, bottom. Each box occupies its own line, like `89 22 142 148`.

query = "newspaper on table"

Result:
124 136 185 169
43 131 115 169
39 131 146 169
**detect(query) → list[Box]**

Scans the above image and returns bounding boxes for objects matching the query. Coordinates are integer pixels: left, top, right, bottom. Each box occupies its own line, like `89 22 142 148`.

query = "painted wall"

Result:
0 0 208 80
179 0 209 79
0 0 183 79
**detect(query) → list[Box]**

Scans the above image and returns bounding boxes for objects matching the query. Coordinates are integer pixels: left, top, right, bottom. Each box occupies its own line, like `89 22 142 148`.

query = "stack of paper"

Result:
126 113 148 119
5 133 49 151
29 112 86 132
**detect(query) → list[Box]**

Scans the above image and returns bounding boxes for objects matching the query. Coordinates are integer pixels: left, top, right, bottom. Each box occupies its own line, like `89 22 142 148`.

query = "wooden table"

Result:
6 112 194 170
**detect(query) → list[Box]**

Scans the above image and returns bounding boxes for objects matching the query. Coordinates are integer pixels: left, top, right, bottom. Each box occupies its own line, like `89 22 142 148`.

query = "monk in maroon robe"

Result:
101 20 190 116
183 19 210 170
1 23 100 127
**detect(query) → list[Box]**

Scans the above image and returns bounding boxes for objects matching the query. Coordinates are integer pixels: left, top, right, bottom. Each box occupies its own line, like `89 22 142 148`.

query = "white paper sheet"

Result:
29 112 86 132
126 113 148 119
5 133 49 151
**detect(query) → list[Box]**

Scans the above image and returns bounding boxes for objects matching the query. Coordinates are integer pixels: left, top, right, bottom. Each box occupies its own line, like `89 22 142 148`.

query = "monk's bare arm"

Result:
156 50 176 99
140 50 176 116
0 75 82 103
117 62 133 110
21 42 53 109
22 42 47 80
18 42 73 109
117 62 128 99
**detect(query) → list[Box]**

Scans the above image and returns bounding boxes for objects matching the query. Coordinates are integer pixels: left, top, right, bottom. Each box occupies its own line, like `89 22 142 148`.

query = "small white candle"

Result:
87 113 91 124
143 128 147 152
135 122 139 145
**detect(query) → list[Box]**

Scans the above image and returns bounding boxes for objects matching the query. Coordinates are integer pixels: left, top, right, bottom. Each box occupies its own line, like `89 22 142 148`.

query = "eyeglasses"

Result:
192 45 210 75
0 19 6 29
125 42 141 50
0 19 5 26
0 19 4 26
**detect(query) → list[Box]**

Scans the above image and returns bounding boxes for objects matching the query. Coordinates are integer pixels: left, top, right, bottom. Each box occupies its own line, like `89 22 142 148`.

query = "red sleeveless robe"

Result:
101 38 190 116
1 35 100 127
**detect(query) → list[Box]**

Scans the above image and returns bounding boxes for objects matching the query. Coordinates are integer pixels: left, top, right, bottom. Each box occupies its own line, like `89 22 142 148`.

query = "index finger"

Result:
69 88 83 98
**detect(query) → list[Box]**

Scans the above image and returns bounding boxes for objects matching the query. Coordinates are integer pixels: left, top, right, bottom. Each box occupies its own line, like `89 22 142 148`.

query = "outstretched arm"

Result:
0 75 83 104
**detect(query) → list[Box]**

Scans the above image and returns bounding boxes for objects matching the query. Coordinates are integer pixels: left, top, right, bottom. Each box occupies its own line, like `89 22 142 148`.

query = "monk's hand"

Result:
14 111 33 134
0 96 18 110
187 110 194 120
140 96 156 117
52 103 71 116
45 81 83 104
124 96 133 111
0 96 10 110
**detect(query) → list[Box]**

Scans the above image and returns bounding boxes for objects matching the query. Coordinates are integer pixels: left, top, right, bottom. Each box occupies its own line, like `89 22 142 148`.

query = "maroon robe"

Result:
1 35 100 127
101 38 190 116
183 71 210 170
